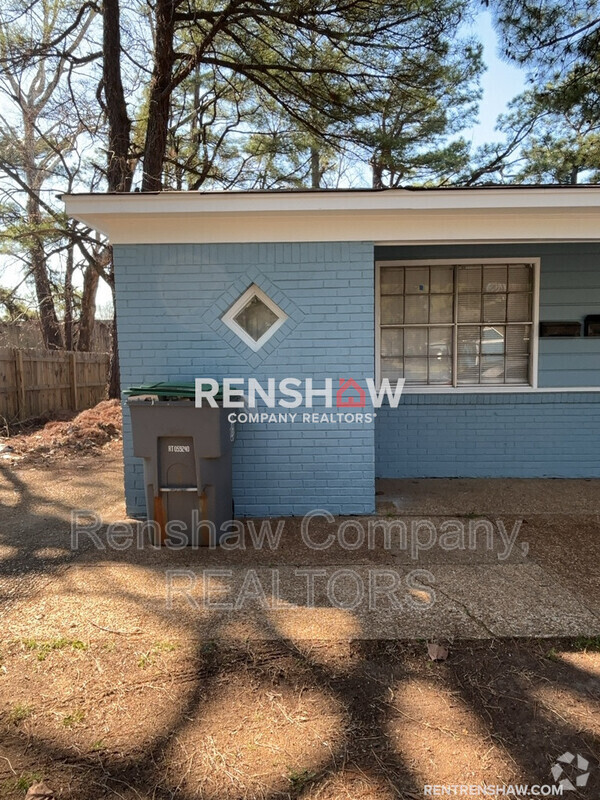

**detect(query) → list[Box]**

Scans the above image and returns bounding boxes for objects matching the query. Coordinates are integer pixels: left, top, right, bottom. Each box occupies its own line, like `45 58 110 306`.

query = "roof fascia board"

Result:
63 189 600 245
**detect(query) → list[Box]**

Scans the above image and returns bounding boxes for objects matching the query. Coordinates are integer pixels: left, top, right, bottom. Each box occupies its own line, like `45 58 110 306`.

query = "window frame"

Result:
375 258 540 392
222 283 288 352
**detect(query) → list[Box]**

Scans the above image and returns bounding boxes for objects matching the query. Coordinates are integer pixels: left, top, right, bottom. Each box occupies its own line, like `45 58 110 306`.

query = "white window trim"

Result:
375 257 541 392
222 283 288 352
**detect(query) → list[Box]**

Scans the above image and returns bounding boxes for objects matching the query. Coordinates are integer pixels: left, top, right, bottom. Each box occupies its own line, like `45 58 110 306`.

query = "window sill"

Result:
400 385 600 394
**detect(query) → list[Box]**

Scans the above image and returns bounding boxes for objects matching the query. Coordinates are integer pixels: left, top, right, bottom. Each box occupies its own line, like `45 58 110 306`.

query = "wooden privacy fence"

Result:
0 348 110 424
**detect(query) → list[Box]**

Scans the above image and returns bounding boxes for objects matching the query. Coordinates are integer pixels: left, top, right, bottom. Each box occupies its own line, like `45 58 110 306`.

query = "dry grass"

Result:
0 637 598 799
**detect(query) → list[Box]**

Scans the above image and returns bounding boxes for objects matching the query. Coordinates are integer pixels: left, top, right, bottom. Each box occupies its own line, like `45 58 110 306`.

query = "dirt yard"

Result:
0 406 599 799
0 633 599 799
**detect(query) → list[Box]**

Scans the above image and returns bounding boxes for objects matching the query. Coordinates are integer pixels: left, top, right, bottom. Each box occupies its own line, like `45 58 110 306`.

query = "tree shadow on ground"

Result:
1 575 599 798
0 471 599 798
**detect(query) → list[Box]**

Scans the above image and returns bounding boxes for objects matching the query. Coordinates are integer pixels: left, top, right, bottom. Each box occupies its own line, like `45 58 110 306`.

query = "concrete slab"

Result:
517 514 600 620
2 460 599 642
377 477 600 516
1 562 488 642
433 563 600 637
3 557 598 643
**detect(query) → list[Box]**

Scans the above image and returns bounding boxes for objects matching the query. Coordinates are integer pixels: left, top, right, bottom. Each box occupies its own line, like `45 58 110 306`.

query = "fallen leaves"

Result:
427 642 449 662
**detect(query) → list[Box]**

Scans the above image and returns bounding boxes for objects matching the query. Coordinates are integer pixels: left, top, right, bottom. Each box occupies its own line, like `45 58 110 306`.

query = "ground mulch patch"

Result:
0 400 122 467
0 637 598 799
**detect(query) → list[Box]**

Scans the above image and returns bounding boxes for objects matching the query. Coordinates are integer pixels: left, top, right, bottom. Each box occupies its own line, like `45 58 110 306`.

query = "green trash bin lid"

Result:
125 381 223 401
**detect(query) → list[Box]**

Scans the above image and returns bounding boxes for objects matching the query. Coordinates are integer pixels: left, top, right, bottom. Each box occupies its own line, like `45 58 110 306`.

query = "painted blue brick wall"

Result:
114 242 375 518
374 243 600 478
376 393 600 478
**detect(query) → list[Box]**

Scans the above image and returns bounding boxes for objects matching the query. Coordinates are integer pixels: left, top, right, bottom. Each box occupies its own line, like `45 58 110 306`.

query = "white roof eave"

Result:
62 187 600 245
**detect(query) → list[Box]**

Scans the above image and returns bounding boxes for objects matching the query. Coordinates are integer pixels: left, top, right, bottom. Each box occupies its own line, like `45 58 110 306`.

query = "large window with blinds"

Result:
377 261 537 387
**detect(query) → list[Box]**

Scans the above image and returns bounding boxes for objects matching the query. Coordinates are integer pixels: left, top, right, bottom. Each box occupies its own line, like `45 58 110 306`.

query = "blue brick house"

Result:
65 188 600 517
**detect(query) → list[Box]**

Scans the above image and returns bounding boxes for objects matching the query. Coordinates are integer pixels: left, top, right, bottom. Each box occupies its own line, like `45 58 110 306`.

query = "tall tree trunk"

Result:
372 161 384 189
24 114 64 350
102 0 133 396
64 241 75 350
103 0 133 193
569 165 579 184
141 0 176 191
77 263 99 351
310 146 321 188
30 237 64 350
107 270 120 399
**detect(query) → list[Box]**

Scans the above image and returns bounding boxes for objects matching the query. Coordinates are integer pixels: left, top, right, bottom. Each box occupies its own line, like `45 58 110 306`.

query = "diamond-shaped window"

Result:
234 296 278 342
222 284 287 351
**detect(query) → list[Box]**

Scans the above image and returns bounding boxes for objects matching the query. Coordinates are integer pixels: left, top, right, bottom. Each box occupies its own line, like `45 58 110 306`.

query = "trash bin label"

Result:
168 444 191 453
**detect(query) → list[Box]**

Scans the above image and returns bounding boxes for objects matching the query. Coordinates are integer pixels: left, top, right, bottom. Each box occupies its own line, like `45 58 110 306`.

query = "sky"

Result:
2 10 529 316
465 11 527 147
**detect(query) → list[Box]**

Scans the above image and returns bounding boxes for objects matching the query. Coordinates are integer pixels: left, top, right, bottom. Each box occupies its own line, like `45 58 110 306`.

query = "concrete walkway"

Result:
377 477 600 632
1 460 599 641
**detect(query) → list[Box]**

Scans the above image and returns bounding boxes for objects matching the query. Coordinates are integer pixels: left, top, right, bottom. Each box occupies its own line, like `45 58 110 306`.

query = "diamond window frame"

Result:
221 284 288 351
376 258 540 391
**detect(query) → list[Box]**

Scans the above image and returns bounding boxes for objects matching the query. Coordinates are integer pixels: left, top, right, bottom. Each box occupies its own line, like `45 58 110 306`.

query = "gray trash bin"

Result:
127 395 234 546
